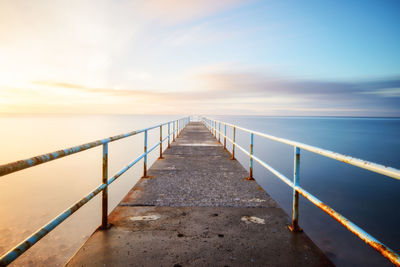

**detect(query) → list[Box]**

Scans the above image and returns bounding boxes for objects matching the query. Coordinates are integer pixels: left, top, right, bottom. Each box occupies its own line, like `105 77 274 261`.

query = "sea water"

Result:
0 115 399 266
215 115 400 267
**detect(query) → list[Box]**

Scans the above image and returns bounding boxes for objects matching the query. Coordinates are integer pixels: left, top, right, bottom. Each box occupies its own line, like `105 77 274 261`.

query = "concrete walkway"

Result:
66 122 332 267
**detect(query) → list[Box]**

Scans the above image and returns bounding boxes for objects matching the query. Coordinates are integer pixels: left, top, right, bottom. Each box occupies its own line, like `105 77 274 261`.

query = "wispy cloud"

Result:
7 72 396 117
0 1 399 116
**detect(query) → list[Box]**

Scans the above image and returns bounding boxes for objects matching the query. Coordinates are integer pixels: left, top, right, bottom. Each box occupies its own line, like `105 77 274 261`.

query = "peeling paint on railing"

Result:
204 117 400 266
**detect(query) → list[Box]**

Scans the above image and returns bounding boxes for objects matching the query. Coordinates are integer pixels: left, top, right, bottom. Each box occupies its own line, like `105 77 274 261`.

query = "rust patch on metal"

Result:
287 224 303 232
369 241 400 266
298 190 400 266
245 169 255 181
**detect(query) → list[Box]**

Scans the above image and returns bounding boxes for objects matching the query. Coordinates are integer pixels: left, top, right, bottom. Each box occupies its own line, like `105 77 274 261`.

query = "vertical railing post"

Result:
168 122 171 148
101 143 108 229
214 121 216 136
218 122 221 143
143 130 148 178
289 147 302 232
159 125 163 159
173 120 176 142
231 126 236 160
246 133 255 180
224 124 227 149
213 121 215 136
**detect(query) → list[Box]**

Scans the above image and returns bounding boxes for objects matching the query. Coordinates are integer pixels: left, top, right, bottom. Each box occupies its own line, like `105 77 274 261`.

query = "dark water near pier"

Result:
0 115 399 266
215 115 400 267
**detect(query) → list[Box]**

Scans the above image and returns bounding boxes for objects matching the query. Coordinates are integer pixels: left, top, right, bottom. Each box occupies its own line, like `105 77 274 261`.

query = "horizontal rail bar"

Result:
296 187 400 266
0 118 184 178
0 116 190 266
108 127 178 185
203 118 400 266
0 183 106 266
205 118 400 180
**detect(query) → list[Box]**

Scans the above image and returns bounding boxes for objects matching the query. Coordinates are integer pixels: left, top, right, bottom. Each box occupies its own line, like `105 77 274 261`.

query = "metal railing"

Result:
0 116 190 266
203 117 400 266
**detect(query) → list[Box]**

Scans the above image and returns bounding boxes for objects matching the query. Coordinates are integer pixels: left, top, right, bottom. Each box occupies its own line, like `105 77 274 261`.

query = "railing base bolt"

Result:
287 225 303 232
100 223 112 230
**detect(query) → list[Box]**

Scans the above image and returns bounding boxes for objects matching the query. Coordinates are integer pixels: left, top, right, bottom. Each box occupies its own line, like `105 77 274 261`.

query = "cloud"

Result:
0 0 398 117
187 71 400 116
18 72 399 117
361 88 400 97
194 71 400 97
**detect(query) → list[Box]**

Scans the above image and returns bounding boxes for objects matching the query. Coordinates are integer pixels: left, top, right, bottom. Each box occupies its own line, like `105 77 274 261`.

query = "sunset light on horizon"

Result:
1 2 400 266
0 0 399 116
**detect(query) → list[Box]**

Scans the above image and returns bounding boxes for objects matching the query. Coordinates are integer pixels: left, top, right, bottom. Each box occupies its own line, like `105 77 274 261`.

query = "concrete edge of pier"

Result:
66 122 333 267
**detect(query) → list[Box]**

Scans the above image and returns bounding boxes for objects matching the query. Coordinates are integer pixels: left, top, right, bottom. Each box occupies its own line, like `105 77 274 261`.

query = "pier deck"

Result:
66 122 332 266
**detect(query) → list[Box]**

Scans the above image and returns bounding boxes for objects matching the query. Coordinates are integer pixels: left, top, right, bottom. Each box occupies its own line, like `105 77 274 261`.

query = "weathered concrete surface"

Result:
66 122 333 267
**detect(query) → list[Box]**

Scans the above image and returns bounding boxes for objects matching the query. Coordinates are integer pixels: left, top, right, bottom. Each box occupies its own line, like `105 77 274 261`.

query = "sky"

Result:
0 0 399 116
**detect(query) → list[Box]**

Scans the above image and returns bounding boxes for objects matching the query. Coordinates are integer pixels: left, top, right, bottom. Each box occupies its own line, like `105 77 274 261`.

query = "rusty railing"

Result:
203 117 400 266
0 116 190 266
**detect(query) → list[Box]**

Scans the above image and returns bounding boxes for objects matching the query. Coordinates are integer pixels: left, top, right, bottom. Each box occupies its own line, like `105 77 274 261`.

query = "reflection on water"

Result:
0 114 180 266
214 115 400 267
0 115 399 266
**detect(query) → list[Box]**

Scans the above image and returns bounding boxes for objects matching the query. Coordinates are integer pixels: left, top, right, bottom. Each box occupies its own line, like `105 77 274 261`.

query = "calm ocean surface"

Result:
0 115 399 266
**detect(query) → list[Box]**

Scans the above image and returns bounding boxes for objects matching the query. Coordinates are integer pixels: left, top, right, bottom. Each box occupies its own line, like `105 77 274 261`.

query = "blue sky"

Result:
0 0 399 116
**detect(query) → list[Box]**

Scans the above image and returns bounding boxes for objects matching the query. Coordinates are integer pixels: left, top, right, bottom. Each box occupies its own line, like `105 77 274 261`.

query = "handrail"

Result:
0 116 190 266
207 118 400 180
203 117 400 266
0 119 185 178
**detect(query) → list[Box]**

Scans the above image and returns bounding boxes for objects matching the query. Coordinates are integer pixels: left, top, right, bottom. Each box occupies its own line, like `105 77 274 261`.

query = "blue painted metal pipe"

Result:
218 122 221 142
101 143 108 229
159 125 163 159
289 147 301 232
0 183 106 266
246 133 254 180
207 118 400 180
0 118 187 178
143 130 148 177
203 118 400 266
231 126 236 160
173 120 176 142
0 116 190 266
168 122 171 148
224 124 227 148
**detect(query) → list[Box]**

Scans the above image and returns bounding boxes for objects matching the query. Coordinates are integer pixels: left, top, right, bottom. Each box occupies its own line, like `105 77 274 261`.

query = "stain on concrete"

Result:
66 122 333 267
